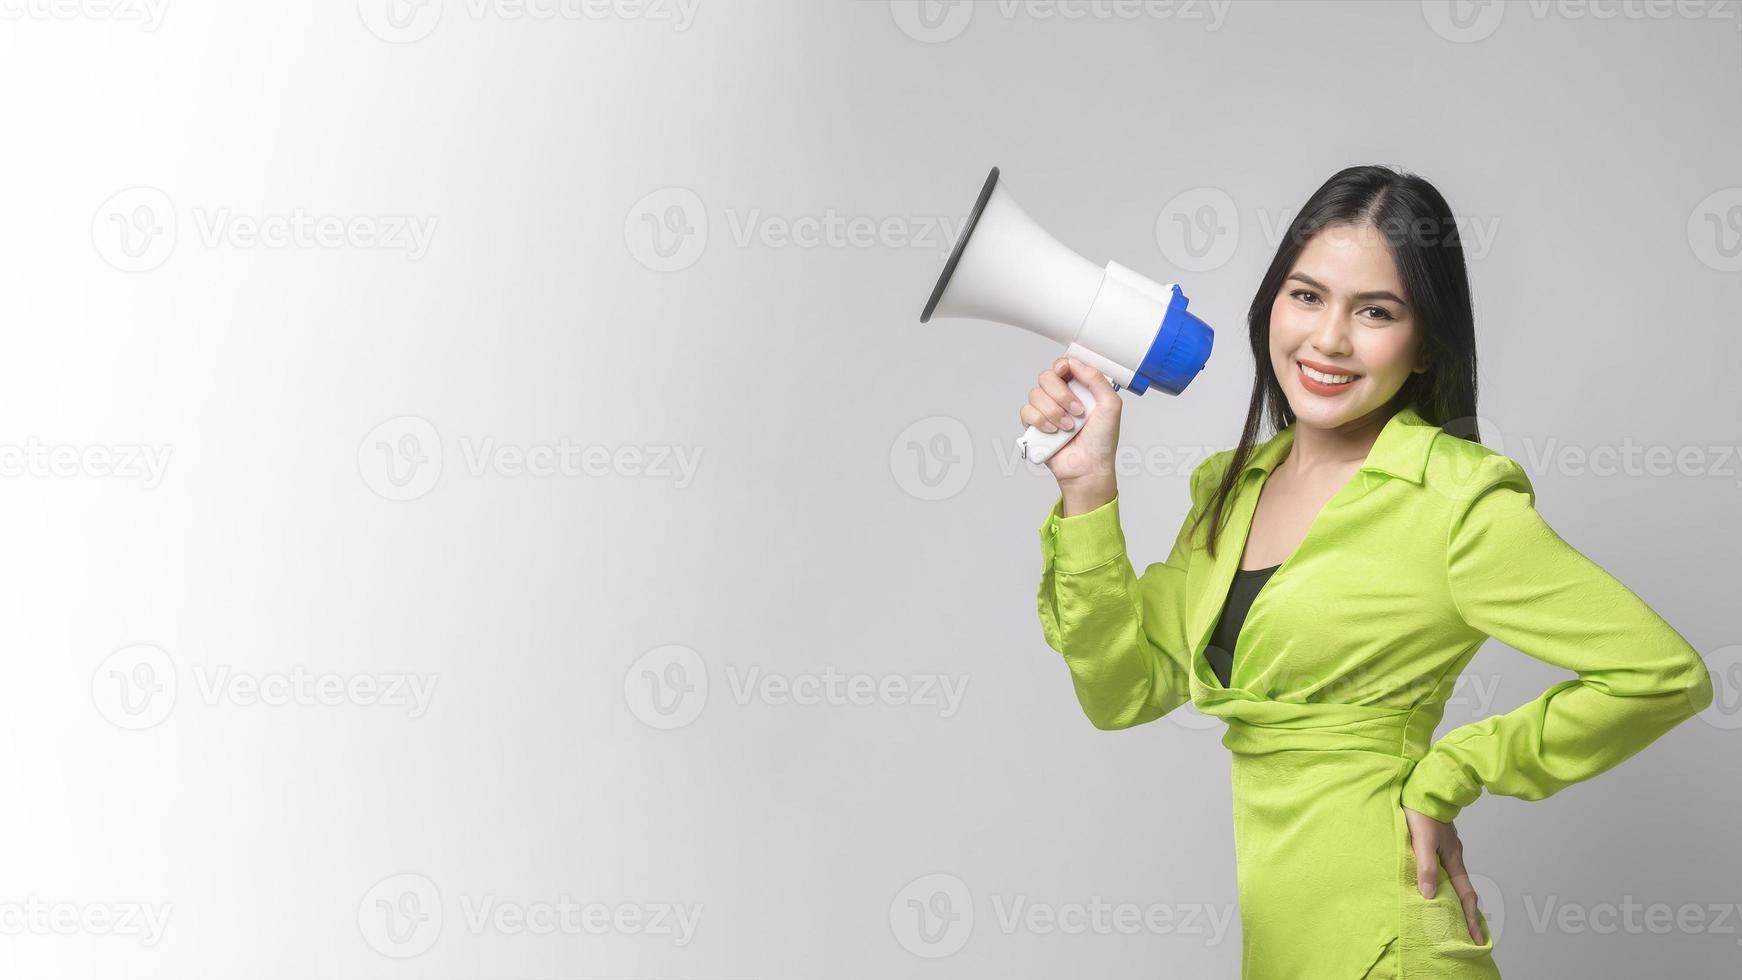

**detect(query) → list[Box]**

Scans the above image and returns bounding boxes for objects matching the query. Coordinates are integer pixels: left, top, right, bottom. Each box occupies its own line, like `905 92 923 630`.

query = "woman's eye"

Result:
1290 289 1319 304
1360 306 1394 321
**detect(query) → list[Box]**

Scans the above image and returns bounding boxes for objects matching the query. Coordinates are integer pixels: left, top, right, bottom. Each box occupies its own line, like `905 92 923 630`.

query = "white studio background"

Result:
1 2 1739 978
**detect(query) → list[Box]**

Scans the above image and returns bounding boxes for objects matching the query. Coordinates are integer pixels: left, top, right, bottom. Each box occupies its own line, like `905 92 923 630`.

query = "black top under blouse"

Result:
1203 562 1281 687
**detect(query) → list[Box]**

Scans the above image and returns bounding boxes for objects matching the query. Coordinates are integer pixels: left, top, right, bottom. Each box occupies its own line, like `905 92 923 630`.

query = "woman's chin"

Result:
1285 392 1381 431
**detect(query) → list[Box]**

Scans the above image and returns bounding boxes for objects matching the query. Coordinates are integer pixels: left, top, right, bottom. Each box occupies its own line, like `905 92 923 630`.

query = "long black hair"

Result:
1193 164 1482 558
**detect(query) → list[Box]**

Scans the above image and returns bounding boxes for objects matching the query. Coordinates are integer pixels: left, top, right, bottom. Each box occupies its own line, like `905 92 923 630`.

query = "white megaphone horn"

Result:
920 166 1215 465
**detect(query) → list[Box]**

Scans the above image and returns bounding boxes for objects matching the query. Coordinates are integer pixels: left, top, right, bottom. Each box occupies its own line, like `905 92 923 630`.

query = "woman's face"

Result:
1268 221 1428 431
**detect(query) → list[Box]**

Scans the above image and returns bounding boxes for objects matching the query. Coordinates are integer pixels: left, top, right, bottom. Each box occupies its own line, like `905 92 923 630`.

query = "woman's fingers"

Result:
1032 367 1078 431
1019 402 1059 434
1439 840 1485 944
1037 362 1081 425
1407 812 1440 899
1405 807 1484 944
1064 356 1118 410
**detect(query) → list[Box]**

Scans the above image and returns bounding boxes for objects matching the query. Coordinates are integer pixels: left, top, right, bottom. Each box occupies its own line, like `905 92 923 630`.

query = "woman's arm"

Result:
1035 453 1224 730
1400 453 1715 822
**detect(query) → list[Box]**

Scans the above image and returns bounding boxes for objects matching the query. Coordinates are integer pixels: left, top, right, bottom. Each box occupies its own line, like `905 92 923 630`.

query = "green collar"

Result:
1242 403 1440 486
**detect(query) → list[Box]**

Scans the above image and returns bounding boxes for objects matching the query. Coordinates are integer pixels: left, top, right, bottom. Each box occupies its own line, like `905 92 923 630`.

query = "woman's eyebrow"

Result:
1285 272 1409 306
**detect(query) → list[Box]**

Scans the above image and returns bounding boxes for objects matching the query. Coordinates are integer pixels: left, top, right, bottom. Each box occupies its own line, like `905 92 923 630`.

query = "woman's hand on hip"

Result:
1404 805 1484 944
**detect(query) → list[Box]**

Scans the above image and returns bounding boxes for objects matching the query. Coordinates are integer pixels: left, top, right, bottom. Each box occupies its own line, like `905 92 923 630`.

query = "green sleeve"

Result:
1399 454 1715 822
1035 457 1219 730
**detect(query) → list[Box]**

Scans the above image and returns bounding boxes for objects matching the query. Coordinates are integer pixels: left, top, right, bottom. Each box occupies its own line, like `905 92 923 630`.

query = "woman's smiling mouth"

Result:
1297 358 1361 394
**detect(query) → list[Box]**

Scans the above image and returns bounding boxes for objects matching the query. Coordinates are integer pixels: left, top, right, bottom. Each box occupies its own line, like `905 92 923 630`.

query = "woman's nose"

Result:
1309 310 1354 354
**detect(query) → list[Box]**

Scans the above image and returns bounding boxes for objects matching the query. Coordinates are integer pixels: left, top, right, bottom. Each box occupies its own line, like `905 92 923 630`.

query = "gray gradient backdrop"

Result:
2 0 1740 977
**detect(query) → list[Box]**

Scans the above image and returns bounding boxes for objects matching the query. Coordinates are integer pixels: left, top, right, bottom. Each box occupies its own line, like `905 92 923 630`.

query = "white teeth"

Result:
1300 363 1356 385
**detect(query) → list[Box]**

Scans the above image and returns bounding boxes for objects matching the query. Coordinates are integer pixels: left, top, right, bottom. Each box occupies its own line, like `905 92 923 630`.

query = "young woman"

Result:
1024 165 1713 978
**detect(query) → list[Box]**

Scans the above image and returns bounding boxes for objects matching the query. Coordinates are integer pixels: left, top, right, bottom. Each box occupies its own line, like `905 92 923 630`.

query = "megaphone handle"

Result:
1017 377 1102 466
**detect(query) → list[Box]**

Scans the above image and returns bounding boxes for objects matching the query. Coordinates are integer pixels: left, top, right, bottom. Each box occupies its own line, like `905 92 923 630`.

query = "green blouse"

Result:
1034 403 1713 976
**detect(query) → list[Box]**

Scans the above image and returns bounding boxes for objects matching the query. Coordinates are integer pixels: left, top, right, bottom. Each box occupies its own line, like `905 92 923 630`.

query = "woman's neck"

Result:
1284 406 1395 476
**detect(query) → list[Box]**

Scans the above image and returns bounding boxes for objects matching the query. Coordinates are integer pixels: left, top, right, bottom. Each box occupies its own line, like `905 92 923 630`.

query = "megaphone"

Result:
920 166 1214 465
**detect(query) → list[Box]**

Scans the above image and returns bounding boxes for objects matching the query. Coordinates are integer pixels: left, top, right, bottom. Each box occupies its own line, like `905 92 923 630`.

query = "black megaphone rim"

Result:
919 165 1000 323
